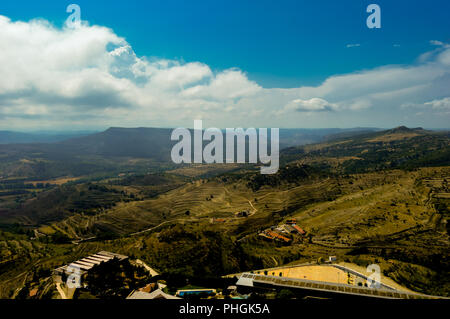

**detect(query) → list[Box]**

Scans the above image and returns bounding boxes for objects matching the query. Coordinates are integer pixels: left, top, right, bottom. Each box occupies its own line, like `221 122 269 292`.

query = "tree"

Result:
16 284 30 300
277 289 295 299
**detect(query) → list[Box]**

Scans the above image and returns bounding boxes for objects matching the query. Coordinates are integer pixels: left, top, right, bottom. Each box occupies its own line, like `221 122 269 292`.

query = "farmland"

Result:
0 126 449 298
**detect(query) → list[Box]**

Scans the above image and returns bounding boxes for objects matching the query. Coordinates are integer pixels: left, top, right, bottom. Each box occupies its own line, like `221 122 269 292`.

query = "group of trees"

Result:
83 258 151 298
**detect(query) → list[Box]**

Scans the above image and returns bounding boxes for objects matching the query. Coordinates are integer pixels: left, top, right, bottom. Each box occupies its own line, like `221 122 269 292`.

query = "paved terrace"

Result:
236 273 446 300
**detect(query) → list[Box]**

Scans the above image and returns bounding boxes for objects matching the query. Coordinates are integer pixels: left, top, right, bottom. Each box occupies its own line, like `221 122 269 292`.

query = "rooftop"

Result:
127 289 180 299
54 251 128 275
236 273 444 300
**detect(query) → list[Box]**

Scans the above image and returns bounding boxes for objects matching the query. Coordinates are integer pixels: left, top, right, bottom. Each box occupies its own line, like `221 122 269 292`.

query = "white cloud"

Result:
346 44 361 48
281 98 338 114
401 97 450 117
424 97 450 110
0 15 449 129
430 40 444 46
181 69 261 100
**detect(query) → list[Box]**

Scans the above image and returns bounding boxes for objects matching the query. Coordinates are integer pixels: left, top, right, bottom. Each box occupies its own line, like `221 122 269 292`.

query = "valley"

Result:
0 126 449 299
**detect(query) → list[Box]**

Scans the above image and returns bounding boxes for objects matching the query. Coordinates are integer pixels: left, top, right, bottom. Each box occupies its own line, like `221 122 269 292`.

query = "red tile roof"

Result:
29 288 38 297
292 225 306 235
266 230 291 242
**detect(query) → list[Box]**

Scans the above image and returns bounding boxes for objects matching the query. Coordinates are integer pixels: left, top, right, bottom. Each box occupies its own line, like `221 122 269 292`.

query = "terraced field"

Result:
291 169 437 243
41 173 346 238
0 127 448 298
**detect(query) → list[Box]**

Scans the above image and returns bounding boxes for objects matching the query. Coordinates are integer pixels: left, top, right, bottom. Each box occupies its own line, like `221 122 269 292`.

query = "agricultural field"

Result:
0 127 449 298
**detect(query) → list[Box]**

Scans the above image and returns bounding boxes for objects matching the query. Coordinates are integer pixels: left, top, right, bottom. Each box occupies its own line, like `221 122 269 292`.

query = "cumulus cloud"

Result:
346 43 361 48
401 97 450 117
281 98 338 114
0 15 264 128
424 97 450 110
181 69 261 100
0 15 449 129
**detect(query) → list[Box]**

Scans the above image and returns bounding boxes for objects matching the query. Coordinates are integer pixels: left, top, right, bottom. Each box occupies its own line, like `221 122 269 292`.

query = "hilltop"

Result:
281 126 450 172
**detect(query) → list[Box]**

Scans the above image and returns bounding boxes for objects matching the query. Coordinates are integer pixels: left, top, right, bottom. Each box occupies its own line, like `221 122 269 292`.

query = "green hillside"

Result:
0 127 449 298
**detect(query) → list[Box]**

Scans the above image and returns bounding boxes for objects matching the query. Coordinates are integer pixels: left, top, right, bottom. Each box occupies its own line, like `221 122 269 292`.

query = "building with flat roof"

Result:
235 272 442 300
53 251 128 285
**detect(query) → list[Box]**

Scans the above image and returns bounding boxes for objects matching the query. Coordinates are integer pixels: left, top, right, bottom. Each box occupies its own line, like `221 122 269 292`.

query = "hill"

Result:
0 127 378 180
60 127 175 160
0 128 178 180
281 126 450 172
0 126 449 298
0 131 95 144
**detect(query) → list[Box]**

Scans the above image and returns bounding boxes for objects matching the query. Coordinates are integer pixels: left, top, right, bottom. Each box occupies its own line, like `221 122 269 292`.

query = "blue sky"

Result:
1 0 449 87
0 0 449 129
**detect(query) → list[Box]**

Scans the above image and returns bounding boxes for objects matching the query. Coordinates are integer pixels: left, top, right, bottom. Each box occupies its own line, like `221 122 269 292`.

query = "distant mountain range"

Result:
0 127 380 145
0 127 380 168
0 131 96 144
0 126 447 180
